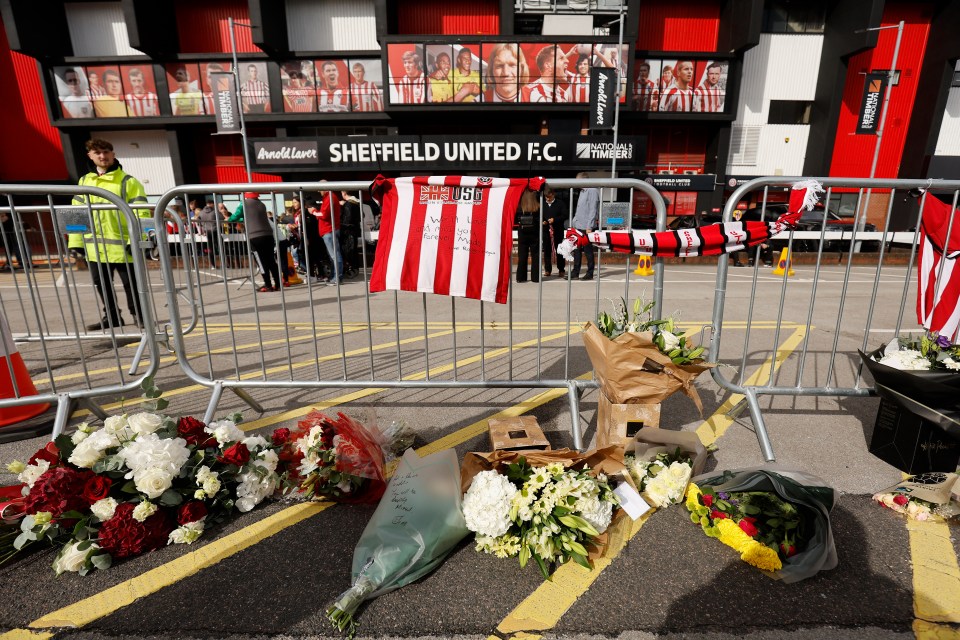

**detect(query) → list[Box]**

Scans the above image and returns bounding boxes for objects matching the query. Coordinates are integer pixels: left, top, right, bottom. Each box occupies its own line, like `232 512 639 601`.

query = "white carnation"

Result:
168 518 205 545
242 435 269 450
257 448 279 474
68 430 119 468
53 540 100 575
576 494 614 534
132 500 158 522
120 432 190 477
18 460 50 488
127 412 164 436
462 470 517 538
71 430 90 445
943 357 960 371
90 497 118 521
235 467 278 513
205 419 244 445
877 348 931 371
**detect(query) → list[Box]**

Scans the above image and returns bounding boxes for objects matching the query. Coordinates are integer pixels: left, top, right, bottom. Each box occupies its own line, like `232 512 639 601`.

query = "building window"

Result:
762 1 826 34
828 193 860 217
768 100 812 125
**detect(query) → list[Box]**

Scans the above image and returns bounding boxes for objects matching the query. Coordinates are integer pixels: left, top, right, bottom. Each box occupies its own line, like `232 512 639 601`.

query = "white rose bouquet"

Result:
625 447 693 508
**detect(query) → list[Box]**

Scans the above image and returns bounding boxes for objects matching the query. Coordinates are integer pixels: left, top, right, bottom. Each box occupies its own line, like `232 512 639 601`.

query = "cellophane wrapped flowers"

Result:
625 447 693 507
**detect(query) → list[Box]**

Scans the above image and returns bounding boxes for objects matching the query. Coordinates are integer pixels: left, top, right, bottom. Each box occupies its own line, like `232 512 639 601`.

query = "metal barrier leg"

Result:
203 381 224 424
50 394 74 440
128 337 149 375
743 387 776 462
230 386 264 415
567 383 583 451
78 397 109 422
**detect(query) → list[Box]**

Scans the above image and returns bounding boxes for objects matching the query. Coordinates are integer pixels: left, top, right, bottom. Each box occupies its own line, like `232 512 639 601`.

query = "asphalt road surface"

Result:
0 258 957 640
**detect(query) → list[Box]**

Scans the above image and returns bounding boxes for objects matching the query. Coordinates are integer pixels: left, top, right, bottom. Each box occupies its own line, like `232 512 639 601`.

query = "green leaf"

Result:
571 551 592 570
533 552 550 580
159 489 183 507
14 532 32 549
91 552 112 571
154 398 170 411
743 504 761 515
518 544 530 568
766 518 781 527
121 480 138 494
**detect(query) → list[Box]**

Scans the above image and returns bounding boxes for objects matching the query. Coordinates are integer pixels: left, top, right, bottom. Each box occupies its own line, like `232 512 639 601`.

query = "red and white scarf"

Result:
370 175 544 304
558 180 822 261
917 194 960 341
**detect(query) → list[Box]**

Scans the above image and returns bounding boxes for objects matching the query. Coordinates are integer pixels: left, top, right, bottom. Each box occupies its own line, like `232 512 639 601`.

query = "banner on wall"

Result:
589 67 616 130
211 72 240 133
856 72 887 135
250 135 646 172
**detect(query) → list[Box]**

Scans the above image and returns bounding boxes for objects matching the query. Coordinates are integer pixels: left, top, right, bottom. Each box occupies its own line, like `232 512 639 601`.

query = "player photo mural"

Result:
520 43 568 103
281 61 317 113
592 44 629 103
388 44 429 105
87 65 127 118
200 61 232 116
481 42 528 103
347 59 384 112
451 45 482 103
659 59 695 112
120 64 160 117
239 62 271 114
166 63 204 116
425 44 454 103
314 59 349 112
54 66 94 119
693 60 727 113
633 59 661 112
566 44 594 104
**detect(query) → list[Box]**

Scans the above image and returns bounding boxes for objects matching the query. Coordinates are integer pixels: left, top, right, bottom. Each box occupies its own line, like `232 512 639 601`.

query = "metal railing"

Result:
709 177 960 461
152 178 668 449
0 185 162 438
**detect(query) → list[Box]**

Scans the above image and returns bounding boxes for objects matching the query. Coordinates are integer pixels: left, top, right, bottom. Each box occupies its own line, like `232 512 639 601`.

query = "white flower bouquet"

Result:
460 448 621 579
623 428 707 508
873 472 960 522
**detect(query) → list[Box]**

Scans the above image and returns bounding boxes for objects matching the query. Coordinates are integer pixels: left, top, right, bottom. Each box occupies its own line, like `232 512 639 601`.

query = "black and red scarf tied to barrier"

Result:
557 180 823 262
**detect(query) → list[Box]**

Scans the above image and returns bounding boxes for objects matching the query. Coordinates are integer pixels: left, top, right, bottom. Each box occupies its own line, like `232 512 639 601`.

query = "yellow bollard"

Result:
633 255 654 277
771 248 795 276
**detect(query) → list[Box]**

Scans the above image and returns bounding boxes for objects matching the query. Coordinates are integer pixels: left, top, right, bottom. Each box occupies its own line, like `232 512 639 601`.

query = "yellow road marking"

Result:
910 517 960 628
913 620 960 639
0 631 54 640
13 368 581 633
696 326 807 446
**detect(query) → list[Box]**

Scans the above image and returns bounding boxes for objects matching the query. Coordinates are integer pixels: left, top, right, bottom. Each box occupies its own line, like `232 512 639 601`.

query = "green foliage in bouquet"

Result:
596 296 705 365
904 333 960 370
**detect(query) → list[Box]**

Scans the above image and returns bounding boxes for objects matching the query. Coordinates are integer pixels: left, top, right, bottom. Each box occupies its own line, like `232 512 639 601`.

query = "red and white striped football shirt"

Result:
317 87 348 112
124 92 160 117
569 73 590 103
693 84 723 113
917 195 960 341
524 80 567 103
634 78 657 111
398 75 428 104
659 85 694 112
369 175 544 304
351 81 383 112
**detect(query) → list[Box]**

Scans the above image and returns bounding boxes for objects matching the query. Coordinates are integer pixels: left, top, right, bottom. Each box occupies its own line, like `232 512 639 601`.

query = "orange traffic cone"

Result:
771 248 795 277
633 255 654 277
0 308 50 428
285 251 302 285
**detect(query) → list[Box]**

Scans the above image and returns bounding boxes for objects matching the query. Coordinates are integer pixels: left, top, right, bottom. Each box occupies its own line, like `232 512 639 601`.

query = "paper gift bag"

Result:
581 322 713 412
596 393 661 450
488 416 551 452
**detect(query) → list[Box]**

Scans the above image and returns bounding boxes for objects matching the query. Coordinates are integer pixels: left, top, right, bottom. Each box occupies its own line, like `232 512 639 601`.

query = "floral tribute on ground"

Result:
1 378 280 574
460 448 622 580
684 468 837 583
872 472 960 522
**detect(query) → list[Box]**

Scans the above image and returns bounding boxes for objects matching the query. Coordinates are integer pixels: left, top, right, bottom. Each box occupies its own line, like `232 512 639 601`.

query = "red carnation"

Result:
82 475 112 504
701 494 713 507
710 510 728 520
177 416 214 447
217 442 250 466
737 518 759 537
97 503 174 559
177 501 208 525
780 542 797 557
893 494 909 506
23 466 94 518
28 442 61 468
271 428 291 446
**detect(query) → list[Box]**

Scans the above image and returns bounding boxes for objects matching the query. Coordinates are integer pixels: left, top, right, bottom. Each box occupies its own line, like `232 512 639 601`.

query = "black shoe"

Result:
580 274 594 280
86 318 123 331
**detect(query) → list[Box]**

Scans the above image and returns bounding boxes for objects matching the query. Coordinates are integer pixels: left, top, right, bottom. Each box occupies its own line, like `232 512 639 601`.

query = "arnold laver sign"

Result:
856 72 887 135
250 135 645 171
589 67 616 131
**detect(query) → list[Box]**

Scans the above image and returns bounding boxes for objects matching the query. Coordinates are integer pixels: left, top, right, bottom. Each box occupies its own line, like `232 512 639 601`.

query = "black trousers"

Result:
90 261 142 323
571 228 594 277
516 230 540 282
250 236 281 289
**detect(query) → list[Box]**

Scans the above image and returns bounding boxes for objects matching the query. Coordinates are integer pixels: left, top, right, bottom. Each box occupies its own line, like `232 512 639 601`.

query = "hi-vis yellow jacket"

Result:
68 165 150 263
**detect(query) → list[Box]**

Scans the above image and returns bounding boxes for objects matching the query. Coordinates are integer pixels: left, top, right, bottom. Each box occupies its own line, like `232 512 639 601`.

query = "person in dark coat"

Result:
541 186 569 277
515 189 541 283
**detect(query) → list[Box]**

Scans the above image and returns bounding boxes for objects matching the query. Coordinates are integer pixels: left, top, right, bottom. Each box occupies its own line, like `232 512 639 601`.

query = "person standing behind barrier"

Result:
339 191 363 277
542 186 568 277
570 173 599 280
302 197 328 282
0 210 31 271
316 188 343 285
70 138 150 330
239 193 281 292
515 190 541 283
193 199 221 268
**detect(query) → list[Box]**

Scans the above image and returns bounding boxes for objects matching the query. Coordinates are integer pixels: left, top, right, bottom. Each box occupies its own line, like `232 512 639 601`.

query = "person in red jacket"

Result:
317 186 343 285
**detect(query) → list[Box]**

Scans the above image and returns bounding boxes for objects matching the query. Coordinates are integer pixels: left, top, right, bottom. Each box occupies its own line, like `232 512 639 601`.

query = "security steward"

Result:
69 138 151 331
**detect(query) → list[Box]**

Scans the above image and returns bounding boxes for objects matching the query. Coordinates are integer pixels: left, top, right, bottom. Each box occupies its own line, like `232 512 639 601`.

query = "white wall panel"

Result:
729 125 810 176
101 130 176 196
286 0 378 51
65 2 139 57
934 64 960 156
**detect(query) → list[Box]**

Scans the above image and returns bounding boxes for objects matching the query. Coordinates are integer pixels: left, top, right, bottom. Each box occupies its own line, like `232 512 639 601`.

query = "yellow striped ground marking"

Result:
910 516 960 632
9 368 582 635
490 329 805 638
695 326 807 447
913 620 960 639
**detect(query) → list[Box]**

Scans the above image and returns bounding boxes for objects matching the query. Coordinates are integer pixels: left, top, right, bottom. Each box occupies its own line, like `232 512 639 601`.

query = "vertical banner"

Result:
211 71 241 133
589 67 616 131
856 72 887 135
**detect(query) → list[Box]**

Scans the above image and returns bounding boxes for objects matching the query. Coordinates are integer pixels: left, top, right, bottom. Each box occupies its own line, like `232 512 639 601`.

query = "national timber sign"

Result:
250 135 646 172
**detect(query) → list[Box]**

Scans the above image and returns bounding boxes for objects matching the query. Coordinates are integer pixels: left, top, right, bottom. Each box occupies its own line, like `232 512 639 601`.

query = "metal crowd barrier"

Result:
152 179 668 449
709 177 960 461
0 185 161 438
